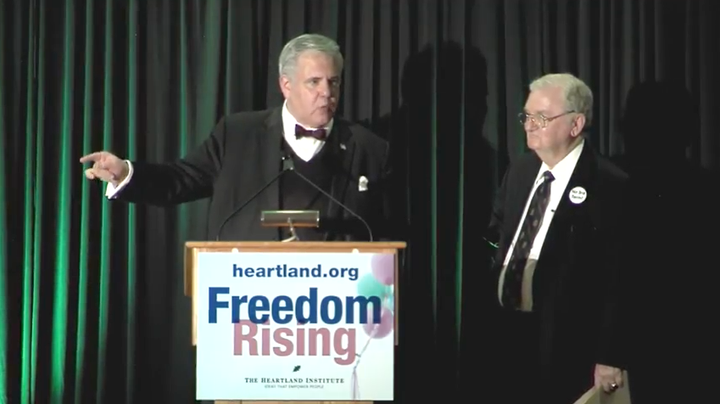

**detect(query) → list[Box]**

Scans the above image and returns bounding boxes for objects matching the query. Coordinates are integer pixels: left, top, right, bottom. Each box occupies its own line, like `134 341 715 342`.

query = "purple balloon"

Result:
371 254 394 285
362 306 394 339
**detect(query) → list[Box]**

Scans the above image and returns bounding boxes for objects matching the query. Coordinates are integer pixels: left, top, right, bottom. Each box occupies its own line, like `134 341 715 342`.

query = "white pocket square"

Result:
358 176 369 192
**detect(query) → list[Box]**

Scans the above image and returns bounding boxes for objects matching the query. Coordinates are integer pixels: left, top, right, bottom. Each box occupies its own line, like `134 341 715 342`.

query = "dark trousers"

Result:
487 309 593 404
488 310 542 403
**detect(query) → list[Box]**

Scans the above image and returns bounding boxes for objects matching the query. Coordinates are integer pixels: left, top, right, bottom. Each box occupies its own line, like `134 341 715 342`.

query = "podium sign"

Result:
189 244 401 402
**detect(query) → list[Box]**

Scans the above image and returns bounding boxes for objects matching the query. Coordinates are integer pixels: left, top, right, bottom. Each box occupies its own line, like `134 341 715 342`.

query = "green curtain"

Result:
1 0 718 403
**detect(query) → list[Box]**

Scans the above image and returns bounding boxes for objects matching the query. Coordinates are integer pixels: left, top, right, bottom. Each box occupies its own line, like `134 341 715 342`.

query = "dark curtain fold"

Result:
1 0 718 403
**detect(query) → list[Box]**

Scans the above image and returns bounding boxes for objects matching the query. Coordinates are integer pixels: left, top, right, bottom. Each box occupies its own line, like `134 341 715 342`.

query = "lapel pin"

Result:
340 143 346 150
568 186 587 204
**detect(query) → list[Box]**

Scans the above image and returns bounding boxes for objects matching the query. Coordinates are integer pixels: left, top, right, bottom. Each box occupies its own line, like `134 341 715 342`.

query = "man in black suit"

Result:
486 73 630 403
80 33 391 241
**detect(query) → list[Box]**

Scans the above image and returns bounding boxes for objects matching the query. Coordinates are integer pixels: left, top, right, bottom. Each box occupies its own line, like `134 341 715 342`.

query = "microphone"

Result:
214 155 374 242
282 157 374 242
214 158 294 241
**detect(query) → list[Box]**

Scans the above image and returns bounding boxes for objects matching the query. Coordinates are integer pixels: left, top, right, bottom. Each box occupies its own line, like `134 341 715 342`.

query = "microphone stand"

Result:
281 218 300 242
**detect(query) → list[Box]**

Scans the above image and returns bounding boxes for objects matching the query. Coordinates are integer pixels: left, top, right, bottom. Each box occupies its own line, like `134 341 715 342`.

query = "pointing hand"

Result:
79 151 129 186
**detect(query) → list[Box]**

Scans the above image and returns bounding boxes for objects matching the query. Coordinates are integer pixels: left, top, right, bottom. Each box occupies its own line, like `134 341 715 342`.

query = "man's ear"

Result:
279 75 291 98
571 114 587 137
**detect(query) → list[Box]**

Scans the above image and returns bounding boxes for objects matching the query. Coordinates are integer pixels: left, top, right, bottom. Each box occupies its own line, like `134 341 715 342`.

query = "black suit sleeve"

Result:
488 169 508 240
486 167 509 263
595 176 632 369
115 116 227 206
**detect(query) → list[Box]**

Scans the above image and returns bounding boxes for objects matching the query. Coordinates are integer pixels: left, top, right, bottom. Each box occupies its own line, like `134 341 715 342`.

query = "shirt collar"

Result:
536 139 584 184
282 100 334 140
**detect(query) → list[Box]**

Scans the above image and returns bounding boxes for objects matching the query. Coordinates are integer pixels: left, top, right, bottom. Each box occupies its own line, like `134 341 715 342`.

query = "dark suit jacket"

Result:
487 142 630 398
114 107 393 241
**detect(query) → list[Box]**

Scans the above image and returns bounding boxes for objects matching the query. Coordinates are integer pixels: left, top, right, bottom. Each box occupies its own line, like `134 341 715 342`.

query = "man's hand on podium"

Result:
594 363 624 393
80 151 129 187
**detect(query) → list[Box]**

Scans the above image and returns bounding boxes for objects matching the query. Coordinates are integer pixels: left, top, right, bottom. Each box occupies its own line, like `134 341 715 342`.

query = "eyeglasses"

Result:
518 110 576 129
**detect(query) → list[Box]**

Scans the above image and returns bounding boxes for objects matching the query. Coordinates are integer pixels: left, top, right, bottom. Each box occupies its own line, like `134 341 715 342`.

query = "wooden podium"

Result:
184 241 406 404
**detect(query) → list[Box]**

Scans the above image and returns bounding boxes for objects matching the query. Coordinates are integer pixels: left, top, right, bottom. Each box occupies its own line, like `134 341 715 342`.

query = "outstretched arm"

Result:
81 116 227 206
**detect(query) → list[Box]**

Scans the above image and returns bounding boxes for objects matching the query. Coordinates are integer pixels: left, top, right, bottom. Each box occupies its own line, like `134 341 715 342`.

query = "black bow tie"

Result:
295 124 327 140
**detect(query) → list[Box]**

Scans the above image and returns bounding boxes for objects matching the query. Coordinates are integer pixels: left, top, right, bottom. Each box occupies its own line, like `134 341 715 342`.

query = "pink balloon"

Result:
371 254 394 286
362 306 394 339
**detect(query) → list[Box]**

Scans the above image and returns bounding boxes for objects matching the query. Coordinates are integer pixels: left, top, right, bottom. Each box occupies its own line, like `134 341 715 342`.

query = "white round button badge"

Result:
568 186 587 204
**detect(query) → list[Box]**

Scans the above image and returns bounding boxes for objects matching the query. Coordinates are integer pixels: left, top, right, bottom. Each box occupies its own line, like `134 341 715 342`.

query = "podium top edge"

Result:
184 241 407 250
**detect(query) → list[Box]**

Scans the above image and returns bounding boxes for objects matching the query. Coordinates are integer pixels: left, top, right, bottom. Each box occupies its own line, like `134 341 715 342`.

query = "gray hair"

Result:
278 34 344 79
530 73 594 127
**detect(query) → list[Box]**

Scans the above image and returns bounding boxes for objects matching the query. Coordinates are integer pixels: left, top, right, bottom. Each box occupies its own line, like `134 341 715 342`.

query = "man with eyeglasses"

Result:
485 73 631 403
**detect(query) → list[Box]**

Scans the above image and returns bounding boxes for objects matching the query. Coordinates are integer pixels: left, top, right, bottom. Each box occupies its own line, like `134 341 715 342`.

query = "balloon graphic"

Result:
363 306 394 339
371 254 394 286
357 273 391 300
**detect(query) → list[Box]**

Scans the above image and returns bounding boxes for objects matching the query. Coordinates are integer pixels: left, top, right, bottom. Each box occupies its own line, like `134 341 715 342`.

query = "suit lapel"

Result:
502 156 542 251
261 107 284 212
326 119 356 220
501 143 597 258
537 143 597 263
548 143 596 226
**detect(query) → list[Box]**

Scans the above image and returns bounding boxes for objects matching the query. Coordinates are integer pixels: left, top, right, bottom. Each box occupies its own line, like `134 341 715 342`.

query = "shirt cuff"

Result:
105 160 134 199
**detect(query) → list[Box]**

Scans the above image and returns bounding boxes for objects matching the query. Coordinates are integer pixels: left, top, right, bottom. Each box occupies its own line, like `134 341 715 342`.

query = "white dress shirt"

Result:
498 139 585 308
281 101 333 162
105 101 332 199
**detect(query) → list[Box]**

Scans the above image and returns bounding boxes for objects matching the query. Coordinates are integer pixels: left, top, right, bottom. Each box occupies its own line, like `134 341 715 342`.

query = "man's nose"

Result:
524 119 538 131
317 80 331 97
